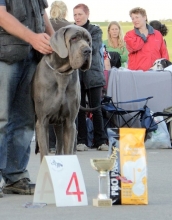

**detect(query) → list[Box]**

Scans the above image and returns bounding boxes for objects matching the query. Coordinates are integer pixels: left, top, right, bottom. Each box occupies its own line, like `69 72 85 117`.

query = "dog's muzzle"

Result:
82 47 91 57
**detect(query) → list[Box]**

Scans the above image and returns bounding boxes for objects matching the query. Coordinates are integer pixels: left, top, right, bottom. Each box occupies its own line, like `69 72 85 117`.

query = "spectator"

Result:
124 7 169 71
73 4 108 151
149 20 168 45
49 0 70 153
0 0 54 198
50 0 70 30
103 21 128 67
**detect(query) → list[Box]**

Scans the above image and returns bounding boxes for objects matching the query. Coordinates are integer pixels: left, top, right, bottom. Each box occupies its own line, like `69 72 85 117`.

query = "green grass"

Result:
93 22 172 61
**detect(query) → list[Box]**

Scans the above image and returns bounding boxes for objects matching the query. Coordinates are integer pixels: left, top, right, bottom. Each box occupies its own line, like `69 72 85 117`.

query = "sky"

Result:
47 0 172 22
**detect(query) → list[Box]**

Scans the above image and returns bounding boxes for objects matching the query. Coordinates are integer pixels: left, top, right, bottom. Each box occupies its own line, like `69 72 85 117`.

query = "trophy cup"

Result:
90 157 115 207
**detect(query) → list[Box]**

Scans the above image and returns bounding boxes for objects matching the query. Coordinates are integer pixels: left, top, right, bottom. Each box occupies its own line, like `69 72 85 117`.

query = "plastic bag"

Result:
145 116 171 149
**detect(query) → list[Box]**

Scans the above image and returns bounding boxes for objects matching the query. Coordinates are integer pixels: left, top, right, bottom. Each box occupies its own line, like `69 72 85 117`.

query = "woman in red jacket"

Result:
124 7 169 71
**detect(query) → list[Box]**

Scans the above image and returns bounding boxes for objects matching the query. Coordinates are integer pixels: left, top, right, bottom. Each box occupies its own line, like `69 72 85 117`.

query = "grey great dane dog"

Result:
32 25 92 161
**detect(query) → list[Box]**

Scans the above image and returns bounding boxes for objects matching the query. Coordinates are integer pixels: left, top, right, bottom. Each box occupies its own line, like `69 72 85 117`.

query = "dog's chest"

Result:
48 74 80 122
49 94 78 123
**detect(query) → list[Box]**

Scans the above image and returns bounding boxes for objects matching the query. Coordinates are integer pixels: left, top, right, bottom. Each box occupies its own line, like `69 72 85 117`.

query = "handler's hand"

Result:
28 32 53 54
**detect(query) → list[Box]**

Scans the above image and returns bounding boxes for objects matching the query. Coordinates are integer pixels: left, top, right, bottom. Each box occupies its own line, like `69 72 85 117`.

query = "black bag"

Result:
109 51 121 68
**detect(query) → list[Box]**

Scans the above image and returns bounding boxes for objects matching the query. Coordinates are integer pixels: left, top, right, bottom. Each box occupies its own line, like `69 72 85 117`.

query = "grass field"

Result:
93 21 172 61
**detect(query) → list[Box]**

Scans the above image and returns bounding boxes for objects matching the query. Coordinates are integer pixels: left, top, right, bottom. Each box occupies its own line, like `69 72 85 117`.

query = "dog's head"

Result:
150 58 172 71
50 25 92 71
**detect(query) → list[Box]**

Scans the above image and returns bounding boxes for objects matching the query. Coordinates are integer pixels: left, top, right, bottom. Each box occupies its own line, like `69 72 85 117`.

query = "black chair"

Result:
142 111 172 132
163 106 172 142
102 95 172 139
101 95 154 129
141 110 172 145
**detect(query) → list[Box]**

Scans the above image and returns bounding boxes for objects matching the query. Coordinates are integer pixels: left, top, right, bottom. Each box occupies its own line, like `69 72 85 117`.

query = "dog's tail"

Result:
79 105 102 112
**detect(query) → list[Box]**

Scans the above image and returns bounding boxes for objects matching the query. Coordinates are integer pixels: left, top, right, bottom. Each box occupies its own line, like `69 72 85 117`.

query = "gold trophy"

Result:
90 147 118 207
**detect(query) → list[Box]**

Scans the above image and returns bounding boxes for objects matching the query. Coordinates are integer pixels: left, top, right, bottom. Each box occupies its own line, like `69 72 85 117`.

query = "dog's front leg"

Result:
36 120 49 161
54 124 63 155
63 120 76 154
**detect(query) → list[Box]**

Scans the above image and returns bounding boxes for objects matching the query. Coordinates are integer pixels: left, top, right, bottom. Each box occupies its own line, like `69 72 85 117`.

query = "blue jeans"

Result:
0 50 37 184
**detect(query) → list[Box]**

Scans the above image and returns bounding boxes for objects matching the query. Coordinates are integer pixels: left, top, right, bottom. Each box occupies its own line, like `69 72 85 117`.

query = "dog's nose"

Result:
82 48 91 55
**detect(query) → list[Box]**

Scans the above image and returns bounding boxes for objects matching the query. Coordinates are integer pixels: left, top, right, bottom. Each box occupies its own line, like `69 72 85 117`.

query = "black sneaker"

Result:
3 178 35 195
0 187 3 198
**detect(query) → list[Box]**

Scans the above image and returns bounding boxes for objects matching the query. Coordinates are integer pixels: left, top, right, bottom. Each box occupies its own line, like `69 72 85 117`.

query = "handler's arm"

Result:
0 6 52 54
43 11 55 36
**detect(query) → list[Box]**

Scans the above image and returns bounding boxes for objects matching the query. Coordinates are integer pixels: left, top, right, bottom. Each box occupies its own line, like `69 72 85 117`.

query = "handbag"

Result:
109 51 121 68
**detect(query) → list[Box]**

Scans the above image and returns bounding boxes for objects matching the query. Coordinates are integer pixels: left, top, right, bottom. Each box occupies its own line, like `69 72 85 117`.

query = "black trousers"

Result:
77 82 107 147
49 125 56 148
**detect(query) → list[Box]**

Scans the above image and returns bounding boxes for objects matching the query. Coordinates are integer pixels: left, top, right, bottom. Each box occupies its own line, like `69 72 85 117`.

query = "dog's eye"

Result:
87 39 91 46
71 37 77 41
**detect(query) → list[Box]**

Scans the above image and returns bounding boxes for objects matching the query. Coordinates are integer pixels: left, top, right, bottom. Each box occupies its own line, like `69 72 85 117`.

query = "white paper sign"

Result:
33 155 88 207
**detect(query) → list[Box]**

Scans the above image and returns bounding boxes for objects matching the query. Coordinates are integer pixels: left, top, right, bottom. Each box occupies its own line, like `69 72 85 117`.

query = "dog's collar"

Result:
45 59 55 71
45 59 73 75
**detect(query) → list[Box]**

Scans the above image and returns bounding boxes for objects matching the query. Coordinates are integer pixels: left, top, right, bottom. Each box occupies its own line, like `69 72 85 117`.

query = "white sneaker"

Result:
98 144 109 151
76 144 88 151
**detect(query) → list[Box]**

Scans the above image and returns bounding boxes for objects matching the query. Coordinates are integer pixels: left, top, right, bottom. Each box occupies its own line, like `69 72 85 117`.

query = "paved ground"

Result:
0 142 172 220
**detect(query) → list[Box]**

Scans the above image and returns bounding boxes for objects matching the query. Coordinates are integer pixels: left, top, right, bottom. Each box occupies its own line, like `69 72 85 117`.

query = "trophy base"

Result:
93 198 112 207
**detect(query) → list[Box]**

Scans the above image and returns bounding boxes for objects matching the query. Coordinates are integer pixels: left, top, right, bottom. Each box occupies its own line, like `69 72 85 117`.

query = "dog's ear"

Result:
50 27 68 58
161 59 172 68
165 60 172 67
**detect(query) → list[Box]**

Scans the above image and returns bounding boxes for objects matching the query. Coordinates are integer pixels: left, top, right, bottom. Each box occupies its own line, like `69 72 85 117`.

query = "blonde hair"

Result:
107 21 125 49
50 1 68 20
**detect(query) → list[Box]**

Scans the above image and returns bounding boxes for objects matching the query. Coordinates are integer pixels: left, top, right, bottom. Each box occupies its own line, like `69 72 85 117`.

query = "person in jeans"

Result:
0 0 54 198
73 3 108 151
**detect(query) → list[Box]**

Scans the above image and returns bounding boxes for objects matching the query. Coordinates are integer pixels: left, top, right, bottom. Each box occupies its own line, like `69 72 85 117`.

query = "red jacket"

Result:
124 26 169 71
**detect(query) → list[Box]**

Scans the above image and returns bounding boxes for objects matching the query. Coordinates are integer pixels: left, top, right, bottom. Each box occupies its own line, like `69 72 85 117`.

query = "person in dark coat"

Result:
48 1 70 153
73 4 108 151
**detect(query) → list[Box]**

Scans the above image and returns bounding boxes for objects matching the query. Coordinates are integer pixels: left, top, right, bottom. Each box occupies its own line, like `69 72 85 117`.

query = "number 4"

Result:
66 172 84 202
